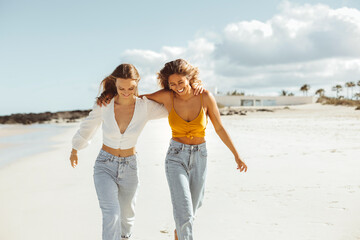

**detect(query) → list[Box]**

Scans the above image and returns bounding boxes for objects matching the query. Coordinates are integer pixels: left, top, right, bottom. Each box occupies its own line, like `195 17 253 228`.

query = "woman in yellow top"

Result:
144 59 247 240
98 59 247 240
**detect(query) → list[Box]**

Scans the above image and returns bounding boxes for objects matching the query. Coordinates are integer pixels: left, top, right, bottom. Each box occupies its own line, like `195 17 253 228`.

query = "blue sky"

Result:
1 0 360 115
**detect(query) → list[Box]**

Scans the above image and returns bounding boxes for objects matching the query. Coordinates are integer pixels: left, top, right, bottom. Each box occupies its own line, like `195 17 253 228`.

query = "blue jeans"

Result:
165 139 207 240
93 149 139 240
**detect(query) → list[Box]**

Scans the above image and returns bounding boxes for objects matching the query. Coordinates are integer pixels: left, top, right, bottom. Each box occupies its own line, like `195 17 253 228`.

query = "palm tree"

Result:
280 90 288 96
332 84 343 98
229 90 245 96
300 84 310 96
345 82 356 99
357 80 360 94
315 88 325 97
355 93 360 100
350 82 356 99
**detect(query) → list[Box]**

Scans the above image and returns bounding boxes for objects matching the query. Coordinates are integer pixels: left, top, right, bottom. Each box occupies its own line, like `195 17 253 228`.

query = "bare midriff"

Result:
172 137 206 145
102 144 136 157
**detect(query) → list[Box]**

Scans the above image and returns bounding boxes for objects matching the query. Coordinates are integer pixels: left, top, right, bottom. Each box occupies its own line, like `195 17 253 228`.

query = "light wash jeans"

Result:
93 149 139 240
165 139 207 240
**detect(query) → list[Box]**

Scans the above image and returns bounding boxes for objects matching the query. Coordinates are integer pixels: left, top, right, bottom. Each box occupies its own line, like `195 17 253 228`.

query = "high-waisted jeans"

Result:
165 139 207 240
93 149 139 240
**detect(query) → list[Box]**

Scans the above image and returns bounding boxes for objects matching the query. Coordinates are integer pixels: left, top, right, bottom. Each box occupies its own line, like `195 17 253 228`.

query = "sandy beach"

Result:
0 103 359 240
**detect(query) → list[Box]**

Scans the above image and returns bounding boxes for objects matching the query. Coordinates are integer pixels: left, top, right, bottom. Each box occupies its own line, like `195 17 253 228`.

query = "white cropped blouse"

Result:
72 96 168 150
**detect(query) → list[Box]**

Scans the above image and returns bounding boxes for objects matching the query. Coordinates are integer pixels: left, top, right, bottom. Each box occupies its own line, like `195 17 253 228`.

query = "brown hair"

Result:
157 59 201 90
97 64 140 101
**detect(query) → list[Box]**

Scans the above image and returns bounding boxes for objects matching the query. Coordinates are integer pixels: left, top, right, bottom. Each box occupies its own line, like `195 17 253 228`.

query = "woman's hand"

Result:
204 91 247 173
236 157 247 172
70 149 78 168
191 82 205 95
96 94 112 107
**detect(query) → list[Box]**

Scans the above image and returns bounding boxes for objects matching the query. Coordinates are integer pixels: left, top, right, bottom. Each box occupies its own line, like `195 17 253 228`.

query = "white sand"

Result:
0 103 359 240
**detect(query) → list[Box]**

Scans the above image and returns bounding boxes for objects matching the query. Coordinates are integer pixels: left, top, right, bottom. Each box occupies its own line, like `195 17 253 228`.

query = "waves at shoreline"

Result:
0 124 75 167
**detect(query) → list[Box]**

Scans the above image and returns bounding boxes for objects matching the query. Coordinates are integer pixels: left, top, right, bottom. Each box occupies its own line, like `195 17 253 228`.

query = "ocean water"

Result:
0 124 74 168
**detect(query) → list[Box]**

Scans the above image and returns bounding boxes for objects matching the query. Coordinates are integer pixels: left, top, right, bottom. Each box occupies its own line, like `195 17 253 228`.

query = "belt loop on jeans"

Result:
181 144 184 151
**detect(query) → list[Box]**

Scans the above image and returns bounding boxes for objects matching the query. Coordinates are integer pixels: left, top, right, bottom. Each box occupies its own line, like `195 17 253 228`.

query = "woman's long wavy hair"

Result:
157 59 202 90
98 64 140 102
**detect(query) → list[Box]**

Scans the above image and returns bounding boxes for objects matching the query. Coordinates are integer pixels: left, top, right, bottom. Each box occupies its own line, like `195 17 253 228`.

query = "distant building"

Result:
215 95 316 106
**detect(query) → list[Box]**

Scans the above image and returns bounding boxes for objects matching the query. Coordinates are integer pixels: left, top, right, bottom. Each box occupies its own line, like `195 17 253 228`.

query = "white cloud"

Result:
118 1 360 97
216 2 360 66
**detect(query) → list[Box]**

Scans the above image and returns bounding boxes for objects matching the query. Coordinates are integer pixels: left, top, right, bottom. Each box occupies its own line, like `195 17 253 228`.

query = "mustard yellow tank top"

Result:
168 92 207 139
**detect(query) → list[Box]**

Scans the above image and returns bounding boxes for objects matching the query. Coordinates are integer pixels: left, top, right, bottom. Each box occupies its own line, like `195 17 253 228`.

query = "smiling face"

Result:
115 78 138 99
168 74 191 96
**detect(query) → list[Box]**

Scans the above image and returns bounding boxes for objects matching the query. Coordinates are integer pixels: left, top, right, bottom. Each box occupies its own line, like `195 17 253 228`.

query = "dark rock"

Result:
239 110 247 115
256 109 274 112
0 109 91 125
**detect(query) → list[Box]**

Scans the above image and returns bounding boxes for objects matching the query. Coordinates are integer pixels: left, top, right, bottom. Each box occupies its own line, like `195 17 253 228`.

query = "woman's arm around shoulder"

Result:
140 89 172 111
203 91 247 172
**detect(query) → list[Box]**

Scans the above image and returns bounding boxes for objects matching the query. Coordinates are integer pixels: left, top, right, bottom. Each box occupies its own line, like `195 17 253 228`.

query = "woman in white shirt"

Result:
97 59 247 240
69 64 168 240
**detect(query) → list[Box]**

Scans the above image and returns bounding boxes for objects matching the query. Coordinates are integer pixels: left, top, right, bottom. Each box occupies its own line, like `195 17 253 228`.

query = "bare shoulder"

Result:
201 90 216 105
201 89 212 98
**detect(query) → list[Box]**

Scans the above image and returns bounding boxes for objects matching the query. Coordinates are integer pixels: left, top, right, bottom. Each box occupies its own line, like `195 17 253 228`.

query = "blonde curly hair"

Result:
157 59 202 90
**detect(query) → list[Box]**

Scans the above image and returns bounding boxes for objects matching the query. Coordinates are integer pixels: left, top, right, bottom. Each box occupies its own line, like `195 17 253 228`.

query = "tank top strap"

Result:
172 91 175 108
